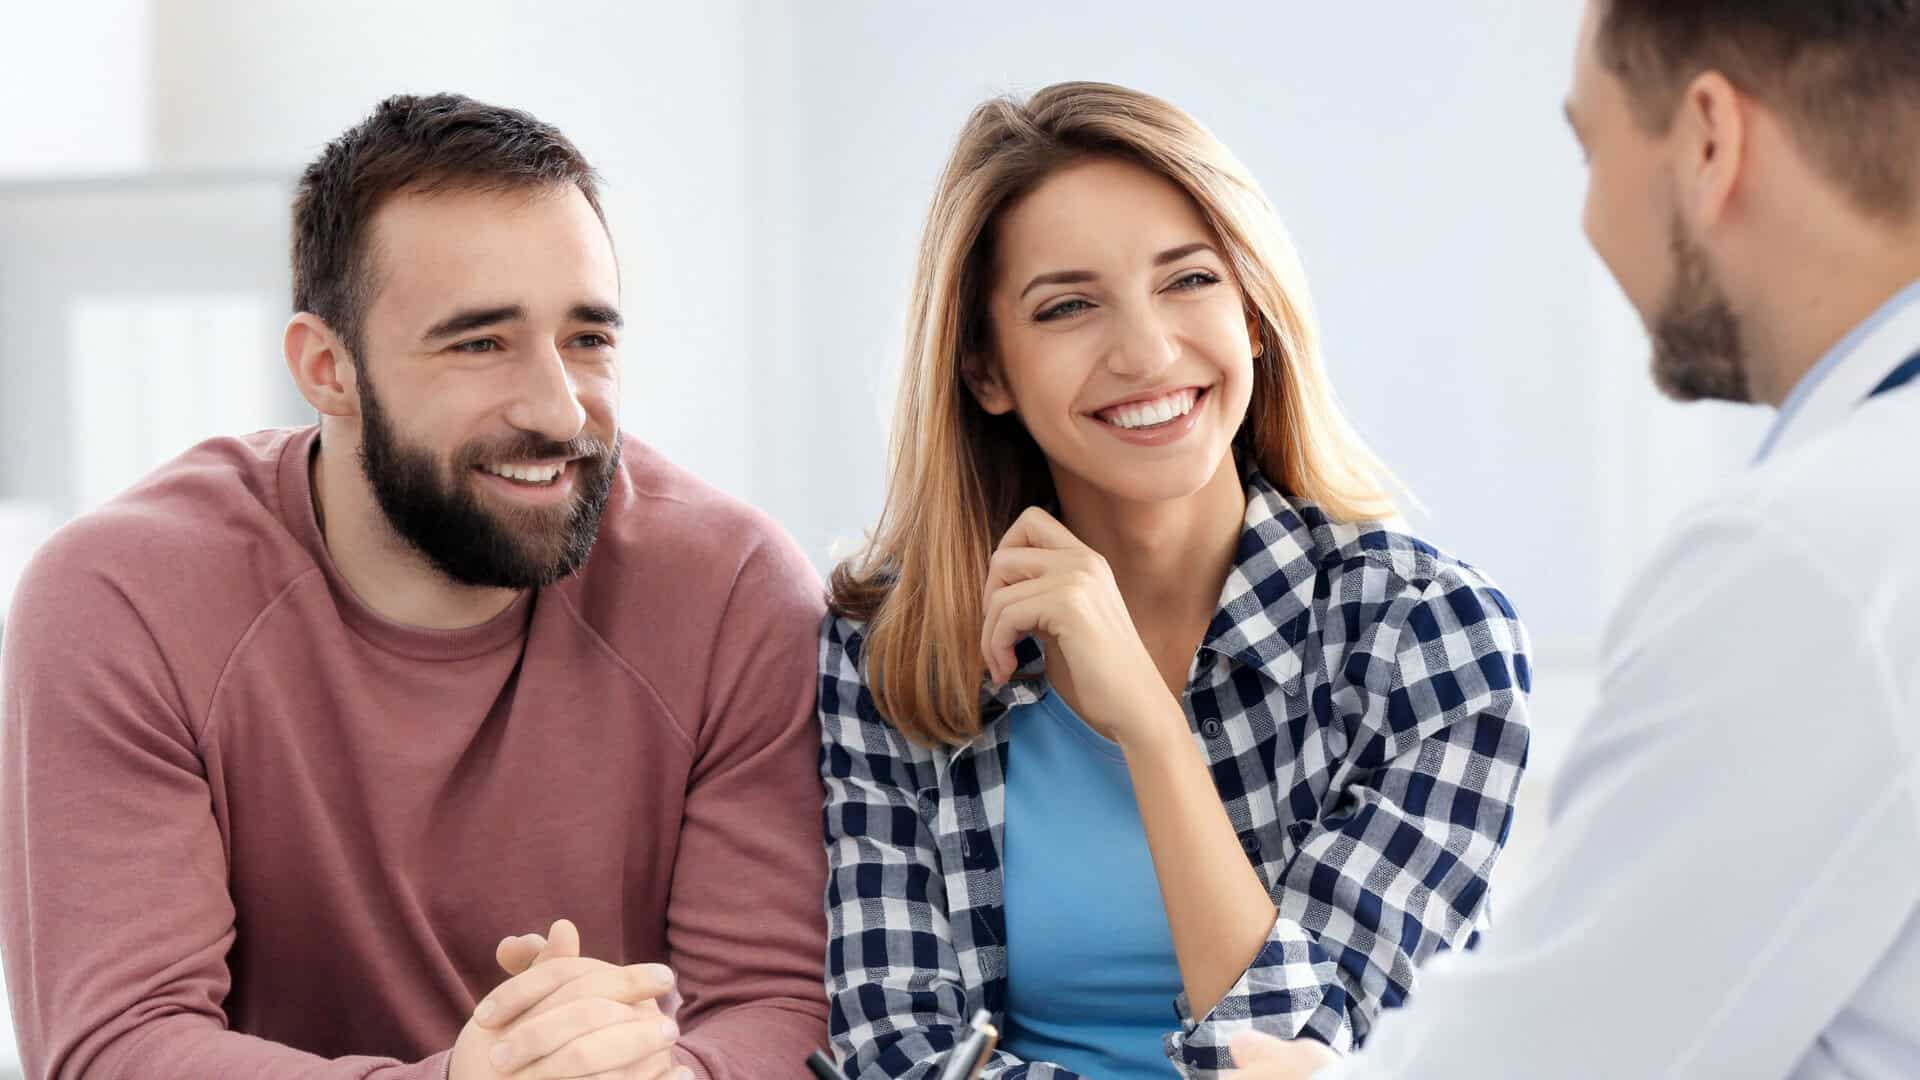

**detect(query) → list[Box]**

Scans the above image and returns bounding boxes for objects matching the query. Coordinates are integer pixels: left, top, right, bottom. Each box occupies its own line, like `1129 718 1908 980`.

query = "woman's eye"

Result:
1171 271 1220 290
1035 299 1091 322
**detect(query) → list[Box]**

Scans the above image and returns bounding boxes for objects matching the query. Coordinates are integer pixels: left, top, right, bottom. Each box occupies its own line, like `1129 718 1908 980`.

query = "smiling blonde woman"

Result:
819 81 1533 1080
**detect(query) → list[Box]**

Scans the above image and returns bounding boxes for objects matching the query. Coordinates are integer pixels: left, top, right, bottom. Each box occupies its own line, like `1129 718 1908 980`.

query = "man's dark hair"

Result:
291 92 606 356
1598 1 1920 220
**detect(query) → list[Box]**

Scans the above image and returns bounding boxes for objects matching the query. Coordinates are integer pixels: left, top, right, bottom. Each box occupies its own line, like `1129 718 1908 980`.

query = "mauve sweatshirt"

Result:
0 427 830 1079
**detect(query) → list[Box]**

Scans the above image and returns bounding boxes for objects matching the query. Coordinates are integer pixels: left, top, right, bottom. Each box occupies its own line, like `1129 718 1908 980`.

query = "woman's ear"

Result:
1245 307 1266 360
963 352 1017 416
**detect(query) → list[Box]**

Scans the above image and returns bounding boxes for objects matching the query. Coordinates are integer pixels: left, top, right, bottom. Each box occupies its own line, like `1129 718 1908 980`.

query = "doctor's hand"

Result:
1228 1031 1341 1078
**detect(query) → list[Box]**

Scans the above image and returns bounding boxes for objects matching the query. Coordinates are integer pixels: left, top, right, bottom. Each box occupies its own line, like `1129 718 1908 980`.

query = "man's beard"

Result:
1649 215 1752 404
356 367 619 590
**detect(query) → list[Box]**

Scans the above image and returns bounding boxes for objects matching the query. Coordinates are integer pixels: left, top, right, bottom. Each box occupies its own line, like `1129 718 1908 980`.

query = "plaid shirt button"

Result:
1200 717 1224 739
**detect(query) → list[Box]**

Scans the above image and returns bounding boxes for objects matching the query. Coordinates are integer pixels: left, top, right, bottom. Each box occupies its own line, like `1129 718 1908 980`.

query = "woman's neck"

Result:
1051 454 1247 681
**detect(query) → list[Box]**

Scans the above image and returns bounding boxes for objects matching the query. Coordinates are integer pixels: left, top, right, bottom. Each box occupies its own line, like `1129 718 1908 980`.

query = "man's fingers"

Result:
627 1053 693 1080
476 958 617 1029
496 998 677 1078
477 958 675 1031
571 1049 685 1080
539 918 582 963
495 917 578 977
583 1055 686 1080
490 996 636 1072
519 965 676 1023
498 934 548 977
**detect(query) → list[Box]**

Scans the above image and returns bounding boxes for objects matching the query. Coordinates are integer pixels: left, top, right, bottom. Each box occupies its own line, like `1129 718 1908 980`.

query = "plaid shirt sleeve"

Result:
1166 564 1531 1075
818 615 1084 1080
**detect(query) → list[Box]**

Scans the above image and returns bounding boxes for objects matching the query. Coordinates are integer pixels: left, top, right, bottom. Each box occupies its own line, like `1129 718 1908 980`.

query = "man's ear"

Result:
962 352 1017 416
1672 69 1748 231
284 313 360 418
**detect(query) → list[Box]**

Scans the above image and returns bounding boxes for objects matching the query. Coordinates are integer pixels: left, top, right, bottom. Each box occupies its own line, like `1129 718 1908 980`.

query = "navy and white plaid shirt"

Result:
819 471 1533 1079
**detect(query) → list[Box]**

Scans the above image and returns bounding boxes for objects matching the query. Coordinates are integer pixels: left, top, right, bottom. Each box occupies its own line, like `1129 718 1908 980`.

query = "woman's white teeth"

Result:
484 462 564 484
1101 389 1199 430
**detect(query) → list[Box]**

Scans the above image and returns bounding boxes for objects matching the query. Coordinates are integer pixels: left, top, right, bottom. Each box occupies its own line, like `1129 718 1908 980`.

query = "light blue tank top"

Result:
1000 689 1184 1079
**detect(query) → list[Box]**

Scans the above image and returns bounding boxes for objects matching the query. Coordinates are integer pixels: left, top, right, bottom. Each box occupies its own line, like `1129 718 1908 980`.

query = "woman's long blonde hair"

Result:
830 81 1399 747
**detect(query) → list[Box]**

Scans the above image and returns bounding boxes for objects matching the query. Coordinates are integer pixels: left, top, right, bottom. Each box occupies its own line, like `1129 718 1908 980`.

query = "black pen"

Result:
805 1049 842 1079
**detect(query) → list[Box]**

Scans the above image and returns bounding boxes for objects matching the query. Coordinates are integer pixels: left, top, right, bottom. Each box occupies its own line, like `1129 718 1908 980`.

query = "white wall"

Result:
0 1 148 177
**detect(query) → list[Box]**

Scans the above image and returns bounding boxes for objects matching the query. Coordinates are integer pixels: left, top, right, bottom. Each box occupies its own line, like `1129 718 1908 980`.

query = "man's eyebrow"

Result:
570 303 624 328
422 304 524 343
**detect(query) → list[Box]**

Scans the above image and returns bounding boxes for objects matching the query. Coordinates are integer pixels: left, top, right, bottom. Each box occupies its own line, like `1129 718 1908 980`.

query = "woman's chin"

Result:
1056 453 1238 510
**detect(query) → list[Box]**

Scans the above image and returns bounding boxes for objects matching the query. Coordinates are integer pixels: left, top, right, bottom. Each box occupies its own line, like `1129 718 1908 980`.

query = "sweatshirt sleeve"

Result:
0 528 453 1080
660 529 832 1080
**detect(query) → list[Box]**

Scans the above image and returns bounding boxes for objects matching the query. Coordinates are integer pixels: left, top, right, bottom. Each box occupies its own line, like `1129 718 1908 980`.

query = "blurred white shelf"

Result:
0 170 309 519
0 501 57 629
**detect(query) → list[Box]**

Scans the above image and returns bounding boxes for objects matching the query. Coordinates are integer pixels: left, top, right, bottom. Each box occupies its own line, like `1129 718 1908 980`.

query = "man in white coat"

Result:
1234 1 1920 1076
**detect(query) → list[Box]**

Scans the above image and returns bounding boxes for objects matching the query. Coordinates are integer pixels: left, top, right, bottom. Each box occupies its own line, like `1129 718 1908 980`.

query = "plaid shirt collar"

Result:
981 469 1316 715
